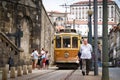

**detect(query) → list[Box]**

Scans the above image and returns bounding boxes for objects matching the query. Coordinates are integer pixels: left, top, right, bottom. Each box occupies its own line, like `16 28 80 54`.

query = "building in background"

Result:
48 0 120 37
108 23 120 67
68 0 120 37
48 11 67 31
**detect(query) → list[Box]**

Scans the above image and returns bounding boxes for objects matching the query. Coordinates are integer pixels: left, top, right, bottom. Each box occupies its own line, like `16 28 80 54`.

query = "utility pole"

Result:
102 0 109 80
94 0 98 75
60 4 69 28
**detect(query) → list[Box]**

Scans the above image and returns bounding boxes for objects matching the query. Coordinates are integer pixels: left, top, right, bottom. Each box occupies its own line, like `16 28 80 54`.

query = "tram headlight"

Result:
64 52 69 58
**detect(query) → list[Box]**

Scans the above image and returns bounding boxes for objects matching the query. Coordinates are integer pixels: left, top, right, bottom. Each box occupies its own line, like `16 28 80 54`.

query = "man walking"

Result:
80 38 93 75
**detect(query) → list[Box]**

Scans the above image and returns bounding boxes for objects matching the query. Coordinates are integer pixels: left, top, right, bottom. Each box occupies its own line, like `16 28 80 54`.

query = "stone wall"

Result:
0 0 54 66
41 6 55 65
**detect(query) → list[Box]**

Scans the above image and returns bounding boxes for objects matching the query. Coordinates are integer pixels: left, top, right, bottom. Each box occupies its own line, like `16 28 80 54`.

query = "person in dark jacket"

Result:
8 56 14 70
78 51 82 70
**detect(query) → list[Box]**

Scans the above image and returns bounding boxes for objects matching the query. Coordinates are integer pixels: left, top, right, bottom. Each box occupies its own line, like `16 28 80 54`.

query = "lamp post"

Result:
88 0 92 45
94 0 98 75
73 19 75 29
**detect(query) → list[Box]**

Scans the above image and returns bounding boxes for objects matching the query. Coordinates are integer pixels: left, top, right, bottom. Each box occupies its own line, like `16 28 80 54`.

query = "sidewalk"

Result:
83 71 102 80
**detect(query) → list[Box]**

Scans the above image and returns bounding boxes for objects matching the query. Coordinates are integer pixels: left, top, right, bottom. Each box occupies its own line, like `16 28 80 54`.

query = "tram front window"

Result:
56 36 61 48
63 36 71 48
72 37 78 48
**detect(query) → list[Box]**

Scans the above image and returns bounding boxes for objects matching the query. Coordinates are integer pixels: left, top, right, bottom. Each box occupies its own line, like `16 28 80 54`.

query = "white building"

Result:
67 0 120 37
48 11 67 31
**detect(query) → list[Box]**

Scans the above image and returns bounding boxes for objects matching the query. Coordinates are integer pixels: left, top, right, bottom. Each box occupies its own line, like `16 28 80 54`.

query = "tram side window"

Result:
72 37 78 48
56 36 61 48
63 36 71 48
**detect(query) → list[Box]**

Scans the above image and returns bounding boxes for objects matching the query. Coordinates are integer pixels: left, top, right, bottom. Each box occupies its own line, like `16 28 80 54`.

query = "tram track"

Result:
27 69 77 80
64 69 76 80
27 69 58 80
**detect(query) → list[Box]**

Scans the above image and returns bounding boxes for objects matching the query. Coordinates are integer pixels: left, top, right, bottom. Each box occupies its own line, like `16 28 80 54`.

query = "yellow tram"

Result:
54 29 82 68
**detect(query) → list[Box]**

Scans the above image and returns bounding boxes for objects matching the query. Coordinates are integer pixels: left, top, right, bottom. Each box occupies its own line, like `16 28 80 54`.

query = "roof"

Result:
72 0 113 5
48 11 68 14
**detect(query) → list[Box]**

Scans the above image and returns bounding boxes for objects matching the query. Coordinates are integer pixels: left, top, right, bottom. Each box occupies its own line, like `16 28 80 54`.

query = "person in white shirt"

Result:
31 49 39 69
80 38 93 76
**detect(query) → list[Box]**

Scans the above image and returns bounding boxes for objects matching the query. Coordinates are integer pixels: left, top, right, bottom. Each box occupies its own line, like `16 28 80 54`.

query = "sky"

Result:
42 0 120 12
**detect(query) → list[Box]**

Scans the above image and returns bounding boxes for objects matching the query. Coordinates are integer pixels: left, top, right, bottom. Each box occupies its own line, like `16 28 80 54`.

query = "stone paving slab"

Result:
8 69 55 80
7 69 102 80
0 66 102 80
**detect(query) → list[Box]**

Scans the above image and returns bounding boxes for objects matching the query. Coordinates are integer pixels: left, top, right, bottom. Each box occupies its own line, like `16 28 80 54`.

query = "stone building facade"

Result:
108 23 120 66
0 0 54 67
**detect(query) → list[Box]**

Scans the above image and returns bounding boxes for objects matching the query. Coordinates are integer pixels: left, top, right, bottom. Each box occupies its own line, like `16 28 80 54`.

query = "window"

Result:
63 36 71 48
86 7 88 19
82 7 84 19
108 6 109 18
79 7 81 19
72 37 78 48
56 36 61 48
56 17 63 21
76 8 78 19
99 7 102 18
111 6 114 18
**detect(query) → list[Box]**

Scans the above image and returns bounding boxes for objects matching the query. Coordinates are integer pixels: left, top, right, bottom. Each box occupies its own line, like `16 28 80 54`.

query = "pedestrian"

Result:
31 49 39 69
41 48 46 69
80 38 93 76
97 48 102 67
8 56 14 70
37 53 42 69
45 51 50 69
78 51 82 70
31 50 35 69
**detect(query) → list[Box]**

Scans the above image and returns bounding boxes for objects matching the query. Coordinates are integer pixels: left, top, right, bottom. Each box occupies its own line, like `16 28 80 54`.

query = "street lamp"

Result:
70 15 76 29
73 19 75 29
87 0 93 45
87 0 93 73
